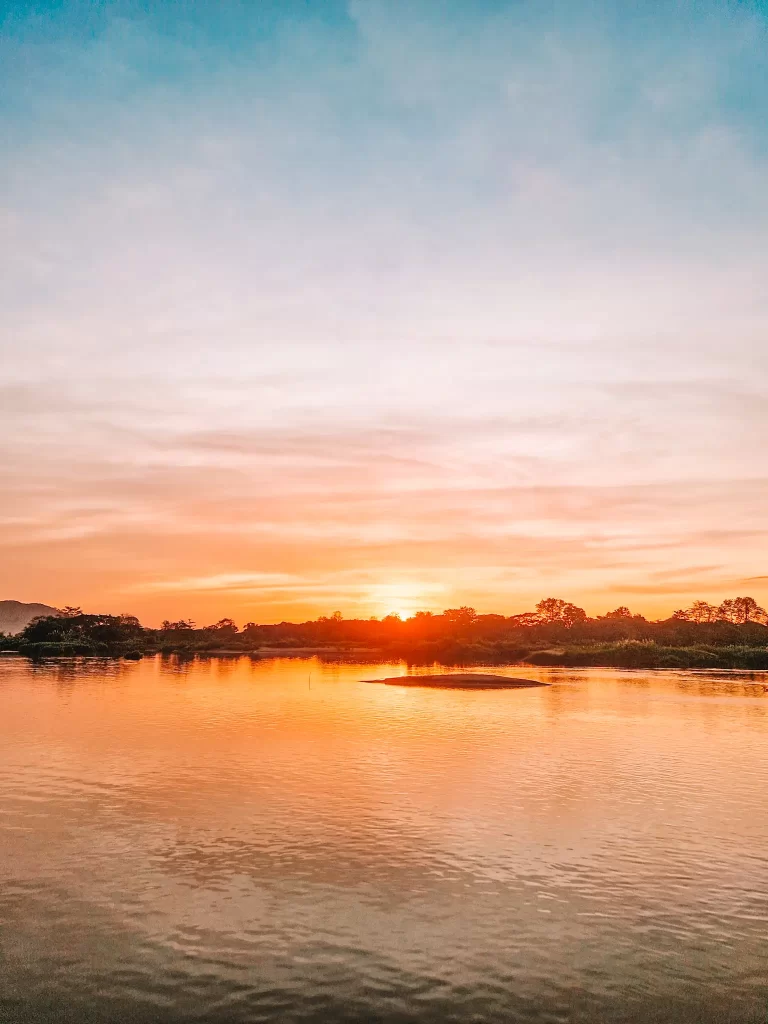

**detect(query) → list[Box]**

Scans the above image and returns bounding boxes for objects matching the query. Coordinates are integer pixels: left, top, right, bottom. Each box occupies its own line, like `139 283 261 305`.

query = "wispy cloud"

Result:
2 0 768 621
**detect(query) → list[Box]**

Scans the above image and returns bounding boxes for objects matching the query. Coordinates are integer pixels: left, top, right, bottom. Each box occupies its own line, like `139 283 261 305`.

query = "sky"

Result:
2 0 768 626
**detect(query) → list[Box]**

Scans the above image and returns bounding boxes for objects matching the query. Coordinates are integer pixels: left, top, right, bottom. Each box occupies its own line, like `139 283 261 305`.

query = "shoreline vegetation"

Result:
3 597 768 670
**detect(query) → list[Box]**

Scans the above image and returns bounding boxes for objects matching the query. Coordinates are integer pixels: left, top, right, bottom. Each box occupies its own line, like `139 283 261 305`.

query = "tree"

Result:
58 606 83 617
20 612 144 650
605 606 632 619
161 619 195 631
318 611 344 623
508 612 541 628
443 607 477 627
686 600 719 624
715 598 768 624
535 598 586 627
204 618 239 635
732 596 767 624
535 598 566 623
561 602 587 628
442 607 477 638
717 599 737 623
241 622 262 642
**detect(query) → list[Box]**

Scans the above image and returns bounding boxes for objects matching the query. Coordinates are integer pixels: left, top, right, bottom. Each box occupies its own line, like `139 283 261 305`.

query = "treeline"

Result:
3 597 768 667
4 610 147 658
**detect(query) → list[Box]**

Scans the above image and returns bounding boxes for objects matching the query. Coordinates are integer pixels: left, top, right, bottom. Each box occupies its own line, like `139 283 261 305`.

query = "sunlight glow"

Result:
391 609 414 621
368 582 441 622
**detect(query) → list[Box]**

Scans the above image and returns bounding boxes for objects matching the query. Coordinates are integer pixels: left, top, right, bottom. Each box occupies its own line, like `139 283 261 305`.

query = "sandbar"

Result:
365 673 548 689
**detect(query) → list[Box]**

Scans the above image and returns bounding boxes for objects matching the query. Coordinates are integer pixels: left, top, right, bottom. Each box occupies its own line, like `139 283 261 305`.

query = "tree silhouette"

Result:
535 598 587 627
732 596 767 624
605 606 632 619
204 618 239 635
687 600 718 623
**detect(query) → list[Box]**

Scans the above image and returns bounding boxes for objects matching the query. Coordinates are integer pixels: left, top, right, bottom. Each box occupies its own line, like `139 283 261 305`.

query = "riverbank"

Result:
6 639 768 669
9 607 768 670
522 642 768 669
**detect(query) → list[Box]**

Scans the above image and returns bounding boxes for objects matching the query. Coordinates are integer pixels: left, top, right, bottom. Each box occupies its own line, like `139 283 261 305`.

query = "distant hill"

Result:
0 601 59 636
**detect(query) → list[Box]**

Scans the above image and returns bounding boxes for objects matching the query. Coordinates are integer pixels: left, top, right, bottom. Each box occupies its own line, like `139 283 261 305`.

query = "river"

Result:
1 655 766 1022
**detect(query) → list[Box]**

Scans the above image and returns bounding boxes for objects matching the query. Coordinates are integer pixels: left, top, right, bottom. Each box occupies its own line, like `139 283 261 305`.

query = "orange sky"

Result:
4 409 768 625
3 1 768 626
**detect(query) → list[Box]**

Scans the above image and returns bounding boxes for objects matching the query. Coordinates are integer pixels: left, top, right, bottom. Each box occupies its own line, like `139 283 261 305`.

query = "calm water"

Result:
1 656 767 1023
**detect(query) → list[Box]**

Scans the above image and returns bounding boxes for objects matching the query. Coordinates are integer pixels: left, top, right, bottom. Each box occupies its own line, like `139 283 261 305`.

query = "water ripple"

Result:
1 656 767 1022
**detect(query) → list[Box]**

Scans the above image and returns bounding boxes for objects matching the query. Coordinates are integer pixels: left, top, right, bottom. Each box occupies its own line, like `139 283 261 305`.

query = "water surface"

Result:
1 655 767 1023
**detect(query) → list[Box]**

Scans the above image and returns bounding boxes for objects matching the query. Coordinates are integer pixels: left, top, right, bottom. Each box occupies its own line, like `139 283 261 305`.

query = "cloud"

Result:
2 1 768 620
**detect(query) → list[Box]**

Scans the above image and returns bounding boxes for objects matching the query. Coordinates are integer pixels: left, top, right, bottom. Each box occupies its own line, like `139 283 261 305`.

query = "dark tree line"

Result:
4 596 768 666
8 611 145 657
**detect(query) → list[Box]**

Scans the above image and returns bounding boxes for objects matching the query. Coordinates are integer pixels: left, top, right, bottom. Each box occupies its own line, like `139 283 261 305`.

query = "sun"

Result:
369 583 427 621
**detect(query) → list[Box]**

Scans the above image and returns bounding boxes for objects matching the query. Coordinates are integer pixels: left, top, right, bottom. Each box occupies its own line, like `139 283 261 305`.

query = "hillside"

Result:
0 601 58 636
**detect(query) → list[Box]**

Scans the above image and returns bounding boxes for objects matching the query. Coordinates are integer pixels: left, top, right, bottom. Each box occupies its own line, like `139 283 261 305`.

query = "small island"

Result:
366 674 548 689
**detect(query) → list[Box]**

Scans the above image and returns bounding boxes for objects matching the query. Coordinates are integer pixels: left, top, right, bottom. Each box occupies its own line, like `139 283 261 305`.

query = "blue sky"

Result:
2 0 768 622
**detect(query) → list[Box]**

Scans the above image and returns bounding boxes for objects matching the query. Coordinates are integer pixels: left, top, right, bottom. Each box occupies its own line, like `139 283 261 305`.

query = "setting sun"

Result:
367 582 439 624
